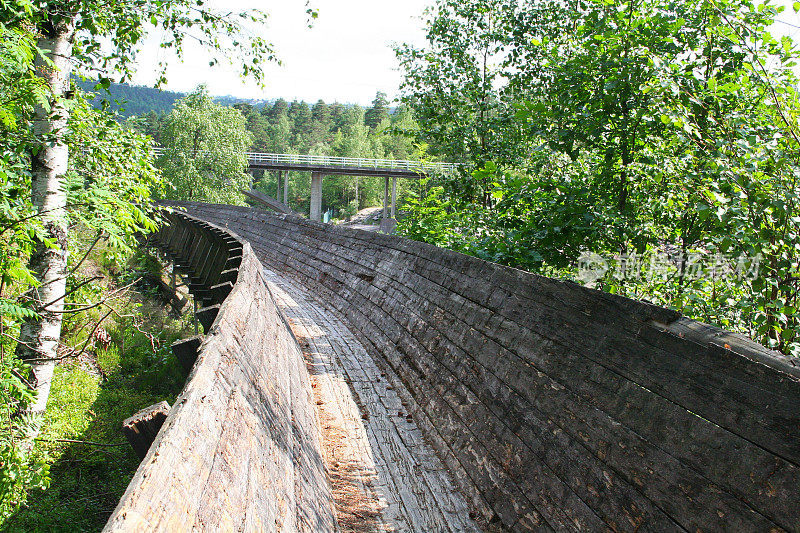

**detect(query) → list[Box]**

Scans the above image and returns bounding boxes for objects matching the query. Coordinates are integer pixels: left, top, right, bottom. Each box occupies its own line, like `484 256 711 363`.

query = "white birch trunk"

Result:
16 18 76 424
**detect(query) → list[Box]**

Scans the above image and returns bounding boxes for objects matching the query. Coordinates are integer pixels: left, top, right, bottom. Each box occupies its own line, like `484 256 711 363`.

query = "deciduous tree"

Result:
160 87 253 204
0 0 282 434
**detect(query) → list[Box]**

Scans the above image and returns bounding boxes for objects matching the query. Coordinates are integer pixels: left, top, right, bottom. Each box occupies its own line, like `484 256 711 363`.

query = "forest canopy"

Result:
133 89 422 217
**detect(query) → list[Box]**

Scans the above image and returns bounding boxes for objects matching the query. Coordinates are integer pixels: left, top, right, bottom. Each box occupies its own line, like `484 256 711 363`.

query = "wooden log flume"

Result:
105 202 800 532
104 209 335 531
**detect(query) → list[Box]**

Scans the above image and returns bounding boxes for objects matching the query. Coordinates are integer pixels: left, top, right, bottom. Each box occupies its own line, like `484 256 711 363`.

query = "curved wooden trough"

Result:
104 211 335 531
106 202 800 532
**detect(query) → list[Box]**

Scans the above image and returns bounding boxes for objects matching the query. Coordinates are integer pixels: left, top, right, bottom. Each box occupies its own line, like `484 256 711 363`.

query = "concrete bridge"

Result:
245 152 458 177
105 202 800 532
156 148 459 224
249 152 459 225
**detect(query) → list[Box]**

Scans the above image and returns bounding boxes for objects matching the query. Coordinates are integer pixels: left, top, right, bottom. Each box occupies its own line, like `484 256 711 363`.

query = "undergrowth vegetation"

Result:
0 239 191 531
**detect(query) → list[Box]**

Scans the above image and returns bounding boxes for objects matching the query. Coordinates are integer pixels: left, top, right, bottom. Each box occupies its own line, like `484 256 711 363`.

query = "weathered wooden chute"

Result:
105 202 800 532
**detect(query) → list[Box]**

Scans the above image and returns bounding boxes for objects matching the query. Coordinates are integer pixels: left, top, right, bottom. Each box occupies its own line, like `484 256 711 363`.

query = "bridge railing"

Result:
245 152 459 173
152 148 459 173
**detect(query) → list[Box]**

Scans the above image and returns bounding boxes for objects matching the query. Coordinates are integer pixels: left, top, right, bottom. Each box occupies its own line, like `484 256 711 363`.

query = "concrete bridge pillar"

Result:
391 177 397 220
284 171 289 207
380 176 397 233
276 171 282 204
310 172 323 222
382 176 390 221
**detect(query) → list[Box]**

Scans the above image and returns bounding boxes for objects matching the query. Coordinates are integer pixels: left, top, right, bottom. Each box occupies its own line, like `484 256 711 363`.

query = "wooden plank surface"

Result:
170 202 800 532
105 234 336 532
264 268 480 533
242 189 297 215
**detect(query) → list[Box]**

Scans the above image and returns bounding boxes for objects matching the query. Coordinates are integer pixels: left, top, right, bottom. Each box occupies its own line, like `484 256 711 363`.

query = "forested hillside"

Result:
73 79 421 218
76 80 273 116
76 80 184 116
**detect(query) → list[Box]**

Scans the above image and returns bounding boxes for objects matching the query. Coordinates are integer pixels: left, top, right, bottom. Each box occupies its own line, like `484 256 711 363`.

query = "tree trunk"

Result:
16 17 76 429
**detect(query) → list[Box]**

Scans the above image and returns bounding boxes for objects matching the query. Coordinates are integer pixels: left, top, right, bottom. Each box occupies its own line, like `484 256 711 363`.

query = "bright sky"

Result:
131 0 432 106
130 0 800 106
773 1 800 43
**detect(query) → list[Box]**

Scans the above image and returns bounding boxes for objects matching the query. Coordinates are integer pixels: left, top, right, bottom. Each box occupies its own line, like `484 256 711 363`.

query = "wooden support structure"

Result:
172 335 203 375
241 188 296 215
196 304 220 334
108 209 336 531
210 281 234 304
122 401 171 460
141 272 187 314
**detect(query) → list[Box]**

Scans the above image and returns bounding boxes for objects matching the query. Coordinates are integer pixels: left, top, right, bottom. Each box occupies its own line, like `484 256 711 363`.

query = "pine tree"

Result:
364 91 390 129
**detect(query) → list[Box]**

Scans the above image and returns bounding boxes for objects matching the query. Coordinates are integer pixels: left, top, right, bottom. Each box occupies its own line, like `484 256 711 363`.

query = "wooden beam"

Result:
172 335 203 375
242 188 296 215
122 402 171 460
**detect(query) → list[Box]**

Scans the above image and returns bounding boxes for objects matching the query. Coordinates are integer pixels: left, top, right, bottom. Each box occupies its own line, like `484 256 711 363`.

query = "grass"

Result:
0 248 193 532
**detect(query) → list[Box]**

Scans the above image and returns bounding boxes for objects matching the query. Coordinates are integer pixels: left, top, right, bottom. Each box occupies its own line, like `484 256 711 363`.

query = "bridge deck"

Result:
246 153 458 178
263 268 480 532
249 161 430 178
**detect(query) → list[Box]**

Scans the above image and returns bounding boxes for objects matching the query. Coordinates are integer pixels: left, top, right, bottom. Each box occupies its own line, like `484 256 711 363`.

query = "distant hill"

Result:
213 95 271 109
76 80 272 117
76 80 183 116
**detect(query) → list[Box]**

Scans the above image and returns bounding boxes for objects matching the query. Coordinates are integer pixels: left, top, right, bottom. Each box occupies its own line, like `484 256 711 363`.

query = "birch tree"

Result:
1 0 287 430
160 87 253 204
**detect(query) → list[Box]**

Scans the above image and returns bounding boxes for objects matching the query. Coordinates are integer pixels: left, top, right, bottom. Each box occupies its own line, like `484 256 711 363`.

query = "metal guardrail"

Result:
245 152 459 172
153 148 459 173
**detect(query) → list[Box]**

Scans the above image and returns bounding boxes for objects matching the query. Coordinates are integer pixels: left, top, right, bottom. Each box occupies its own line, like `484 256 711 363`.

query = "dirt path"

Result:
263 268 480 533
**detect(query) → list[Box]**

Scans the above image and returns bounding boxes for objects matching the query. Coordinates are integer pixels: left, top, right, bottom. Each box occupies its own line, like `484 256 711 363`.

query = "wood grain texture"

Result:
265 267 480 533
104 216 336 532
176 201 800 532
121 402 170 461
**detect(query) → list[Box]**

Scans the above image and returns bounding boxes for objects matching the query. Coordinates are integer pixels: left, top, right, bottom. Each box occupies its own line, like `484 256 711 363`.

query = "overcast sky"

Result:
131 0 432 106
129 0 800 106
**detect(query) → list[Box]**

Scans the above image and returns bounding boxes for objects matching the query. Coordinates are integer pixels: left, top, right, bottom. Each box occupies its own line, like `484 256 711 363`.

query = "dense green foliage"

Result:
0 0 284 520
0 13 59 517
397 0 800 357
0 47 160 527
159 87 253 204
77 79 185 116
2 248 191 531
